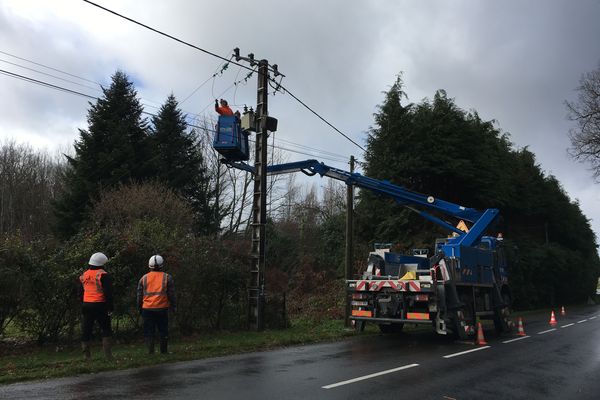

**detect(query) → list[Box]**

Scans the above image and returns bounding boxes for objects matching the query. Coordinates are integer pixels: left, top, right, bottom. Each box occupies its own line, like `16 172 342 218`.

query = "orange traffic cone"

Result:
560 306 566 316
549 311 557 326
476 322 488 345
517 317 526 336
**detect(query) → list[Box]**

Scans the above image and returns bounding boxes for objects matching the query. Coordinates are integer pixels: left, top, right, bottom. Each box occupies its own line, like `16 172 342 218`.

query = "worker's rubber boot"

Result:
82 341 91 360
160 338 168 354
102 337 114 361
145 338 155 354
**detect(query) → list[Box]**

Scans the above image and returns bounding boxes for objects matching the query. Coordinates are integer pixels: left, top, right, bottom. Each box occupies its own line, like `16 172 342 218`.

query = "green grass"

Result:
0 319 376 385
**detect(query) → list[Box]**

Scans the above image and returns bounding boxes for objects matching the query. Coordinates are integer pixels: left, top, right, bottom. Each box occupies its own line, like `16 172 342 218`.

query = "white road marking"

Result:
443 346 490 359
537 328 557 335
561 323 574 328
503 336 530 343
589 316 597 320
577 319 588 323
322 364 419 389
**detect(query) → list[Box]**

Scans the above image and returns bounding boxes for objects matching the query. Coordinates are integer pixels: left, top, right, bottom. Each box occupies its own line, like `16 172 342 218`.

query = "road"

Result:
1 305 599 400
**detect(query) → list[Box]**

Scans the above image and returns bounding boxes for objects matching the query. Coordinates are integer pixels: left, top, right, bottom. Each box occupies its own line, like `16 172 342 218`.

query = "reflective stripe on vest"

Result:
80 269 106 302
142 271 170 309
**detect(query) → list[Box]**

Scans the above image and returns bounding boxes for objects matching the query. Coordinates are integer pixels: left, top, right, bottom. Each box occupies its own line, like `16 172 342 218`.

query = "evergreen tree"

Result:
54 71 153 237
151 94 219 234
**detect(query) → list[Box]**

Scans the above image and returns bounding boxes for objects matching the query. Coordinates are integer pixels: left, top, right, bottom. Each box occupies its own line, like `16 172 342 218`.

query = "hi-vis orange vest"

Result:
80 269 107 302
141 271 170 309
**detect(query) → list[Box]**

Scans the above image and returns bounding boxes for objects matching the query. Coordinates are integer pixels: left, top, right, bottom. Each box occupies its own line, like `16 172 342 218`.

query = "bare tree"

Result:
0 141 65 238
567 62 600 178
321 179 346 221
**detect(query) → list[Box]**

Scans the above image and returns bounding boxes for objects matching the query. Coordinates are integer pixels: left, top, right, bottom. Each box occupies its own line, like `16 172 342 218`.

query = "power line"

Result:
180 57 232 105
0 49 210 118
275 83 367 153
276 137 349 160
82 1 366 155
0 68 97 100
0 58 102 93
0 49 100 86
83 0 254 73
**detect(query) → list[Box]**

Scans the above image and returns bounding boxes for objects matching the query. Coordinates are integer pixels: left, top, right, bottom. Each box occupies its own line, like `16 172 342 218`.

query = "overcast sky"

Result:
1 0 600 240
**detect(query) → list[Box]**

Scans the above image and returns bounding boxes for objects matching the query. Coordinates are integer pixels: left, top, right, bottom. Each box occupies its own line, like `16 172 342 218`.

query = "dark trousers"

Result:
81 302 112 341
142 309 169 339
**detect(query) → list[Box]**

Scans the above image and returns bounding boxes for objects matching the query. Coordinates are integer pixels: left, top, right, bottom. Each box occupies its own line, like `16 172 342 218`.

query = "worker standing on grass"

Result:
215 98 234 116
137 255 177 354
79 252 114 361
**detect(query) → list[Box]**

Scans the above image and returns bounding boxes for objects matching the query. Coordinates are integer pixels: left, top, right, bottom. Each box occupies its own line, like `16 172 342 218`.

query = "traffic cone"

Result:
517 317 526 336
560 306 566 316
476 322 488 345
549 311 557 326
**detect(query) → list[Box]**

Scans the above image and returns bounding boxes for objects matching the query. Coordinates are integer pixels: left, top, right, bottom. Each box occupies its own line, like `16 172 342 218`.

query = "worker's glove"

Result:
215 99 218 106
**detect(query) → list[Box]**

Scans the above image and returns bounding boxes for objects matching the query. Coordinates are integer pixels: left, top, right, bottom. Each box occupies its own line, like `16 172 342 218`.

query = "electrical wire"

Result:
180 55 231 105
0 49 211 119
275 137 349 160
274 82 367 153
0 49 100 85
232 65 243 106
82 0 253 73
0 68 97 100
0 58 102 92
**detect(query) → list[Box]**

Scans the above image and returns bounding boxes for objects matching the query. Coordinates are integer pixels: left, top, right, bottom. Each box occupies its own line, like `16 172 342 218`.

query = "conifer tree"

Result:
151 94 219 234
54 71 152 237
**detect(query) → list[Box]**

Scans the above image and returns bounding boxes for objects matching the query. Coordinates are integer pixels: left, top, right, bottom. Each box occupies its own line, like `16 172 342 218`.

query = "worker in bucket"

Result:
79 252 114 360
215 98 234 116
137 255 177 354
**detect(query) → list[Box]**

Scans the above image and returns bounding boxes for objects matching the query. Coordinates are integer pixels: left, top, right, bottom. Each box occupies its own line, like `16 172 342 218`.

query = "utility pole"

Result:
249 59 269 331
234 49 281 331
344 155 355 327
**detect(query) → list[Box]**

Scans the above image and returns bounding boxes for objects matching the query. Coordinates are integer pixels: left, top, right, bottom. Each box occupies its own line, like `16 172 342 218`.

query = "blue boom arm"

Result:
226 159 499 247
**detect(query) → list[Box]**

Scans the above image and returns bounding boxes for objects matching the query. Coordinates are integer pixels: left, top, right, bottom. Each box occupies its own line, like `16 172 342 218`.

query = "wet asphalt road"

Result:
2 305 599 400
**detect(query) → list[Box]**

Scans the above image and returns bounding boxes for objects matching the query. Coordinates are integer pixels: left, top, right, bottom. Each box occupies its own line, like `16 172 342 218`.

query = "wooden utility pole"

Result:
234 48 281 331
248 59 270 331
344 155 355 327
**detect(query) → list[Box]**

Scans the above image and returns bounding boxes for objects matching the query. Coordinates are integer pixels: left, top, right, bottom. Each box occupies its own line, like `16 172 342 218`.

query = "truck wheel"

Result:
378 323 404 333
494 293 512 333
354 320 366 332
451 309 471 340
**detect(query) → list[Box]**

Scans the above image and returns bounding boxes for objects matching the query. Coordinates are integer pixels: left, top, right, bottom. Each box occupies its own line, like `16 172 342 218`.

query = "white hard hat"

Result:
89 252 108 267
149 255 164 269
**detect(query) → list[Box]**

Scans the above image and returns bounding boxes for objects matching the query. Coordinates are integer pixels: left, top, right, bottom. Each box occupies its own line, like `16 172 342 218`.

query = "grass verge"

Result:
0 319 376 385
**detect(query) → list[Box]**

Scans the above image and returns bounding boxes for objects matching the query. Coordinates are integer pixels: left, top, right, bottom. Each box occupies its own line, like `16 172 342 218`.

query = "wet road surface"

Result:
2 305 599 399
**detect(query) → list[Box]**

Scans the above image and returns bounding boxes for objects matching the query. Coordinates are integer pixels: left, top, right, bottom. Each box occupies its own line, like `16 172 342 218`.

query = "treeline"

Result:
1 72 598 344
359 77 600 309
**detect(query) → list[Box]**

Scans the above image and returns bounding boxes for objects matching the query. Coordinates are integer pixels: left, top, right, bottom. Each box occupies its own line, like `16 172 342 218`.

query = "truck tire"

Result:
494 292 512 334
378 323 404 333
451 310 470 341
451 297 475 340
354 320 366 332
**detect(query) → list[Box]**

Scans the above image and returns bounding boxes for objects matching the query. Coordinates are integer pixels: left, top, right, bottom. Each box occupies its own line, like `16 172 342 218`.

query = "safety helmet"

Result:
89 252 108 267
149 255 164 269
